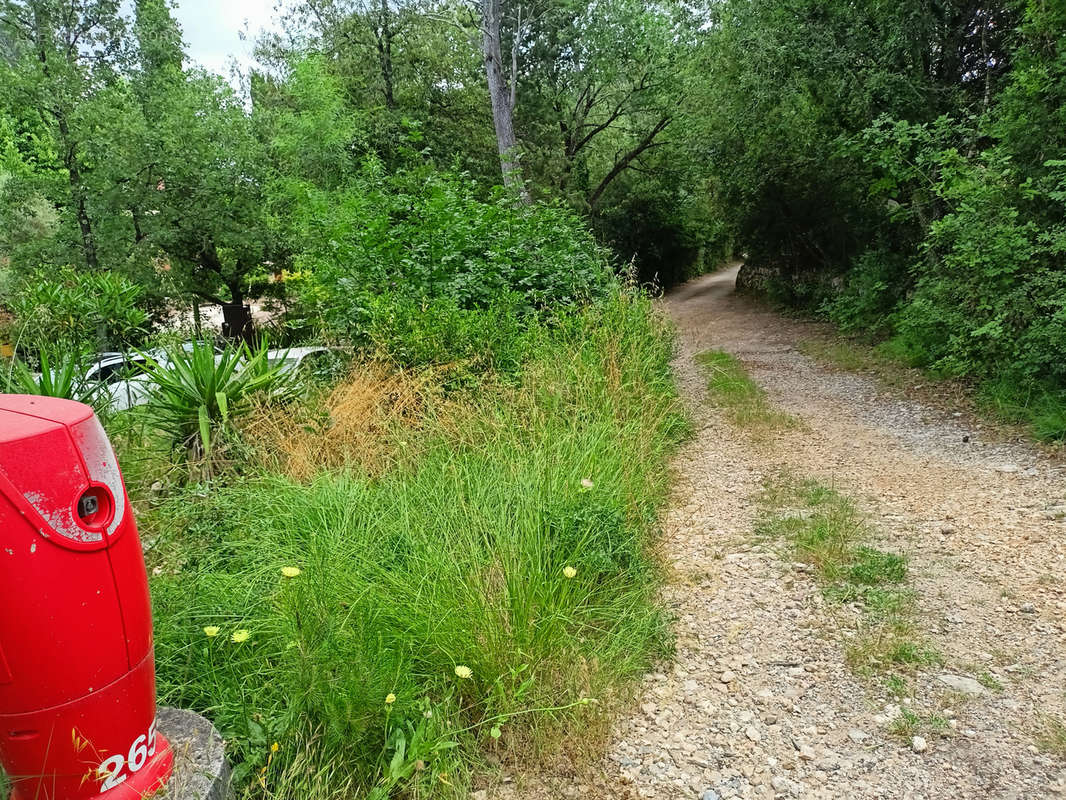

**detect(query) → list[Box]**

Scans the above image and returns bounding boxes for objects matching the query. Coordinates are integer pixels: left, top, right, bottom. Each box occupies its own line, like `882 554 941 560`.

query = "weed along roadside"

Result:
698 349 938 691
0 105 695 794
754 478 937 682
135 290 689 798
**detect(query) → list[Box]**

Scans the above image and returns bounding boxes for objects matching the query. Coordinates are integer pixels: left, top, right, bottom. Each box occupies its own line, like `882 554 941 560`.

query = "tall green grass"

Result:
147 290 687 798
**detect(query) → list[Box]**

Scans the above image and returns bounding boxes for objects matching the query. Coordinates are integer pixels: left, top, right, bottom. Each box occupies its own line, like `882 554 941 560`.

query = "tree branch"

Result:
588 115 672 208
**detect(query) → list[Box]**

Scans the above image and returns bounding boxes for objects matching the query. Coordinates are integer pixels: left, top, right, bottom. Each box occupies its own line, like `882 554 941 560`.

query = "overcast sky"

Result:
171 0 281 78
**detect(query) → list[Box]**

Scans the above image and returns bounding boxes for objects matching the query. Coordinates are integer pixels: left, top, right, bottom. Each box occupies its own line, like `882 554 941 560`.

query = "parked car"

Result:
84 344 219 412
265 346 346 381
84 352 155 412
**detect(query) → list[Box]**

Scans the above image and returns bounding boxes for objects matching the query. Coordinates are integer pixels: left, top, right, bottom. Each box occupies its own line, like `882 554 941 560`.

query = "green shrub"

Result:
288 164 615 360
142 341 290 469
3 267 149 353
820 249 908 337
591 174 731 289
1 346 102 407
363 293 531 381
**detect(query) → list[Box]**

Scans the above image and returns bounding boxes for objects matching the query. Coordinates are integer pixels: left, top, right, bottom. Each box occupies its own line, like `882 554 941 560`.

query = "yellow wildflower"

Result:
231 629 251 643
563 566 577 579
385 693 397 705
271 742 279 753
454 665 472 679
281 566 301 578
203 626 220 637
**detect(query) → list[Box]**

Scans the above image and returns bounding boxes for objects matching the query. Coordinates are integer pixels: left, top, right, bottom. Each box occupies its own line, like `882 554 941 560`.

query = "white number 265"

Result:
96 718 158 791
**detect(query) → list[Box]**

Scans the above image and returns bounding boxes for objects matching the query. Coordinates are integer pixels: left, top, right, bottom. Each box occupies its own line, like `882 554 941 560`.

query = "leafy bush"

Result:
3 268 149 353
820 248 909 337
363 293 532 380
148 289 687 798
592 173 731 289
1 347 102 407
288 164 615 360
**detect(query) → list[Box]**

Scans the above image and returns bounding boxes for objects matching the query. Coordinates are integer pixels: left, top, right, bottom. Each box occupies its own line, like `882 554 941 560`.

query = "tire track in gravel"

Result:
501 264 1066 800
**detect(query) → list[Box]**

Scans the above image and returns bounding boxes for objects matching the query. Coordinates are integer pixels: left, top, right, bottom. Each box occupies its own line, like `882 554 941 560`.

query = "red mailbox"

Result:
0 395 173 799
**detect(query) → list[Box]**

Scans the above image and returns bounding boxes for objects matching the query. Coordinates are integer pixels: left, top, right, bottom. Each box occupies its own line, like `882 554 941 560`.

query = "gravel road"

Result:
499 264 1066 800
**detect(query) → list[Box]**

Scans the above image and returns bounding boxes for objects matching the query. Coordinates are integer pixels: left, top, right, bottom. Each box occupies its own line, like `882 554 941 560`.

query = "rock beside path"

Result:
935 674 987 696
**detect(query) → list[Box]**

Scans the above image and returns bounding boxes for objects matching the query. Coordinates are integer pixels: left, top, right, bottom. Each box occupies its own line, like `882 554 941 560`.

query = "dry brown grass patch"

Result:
244 363 432 480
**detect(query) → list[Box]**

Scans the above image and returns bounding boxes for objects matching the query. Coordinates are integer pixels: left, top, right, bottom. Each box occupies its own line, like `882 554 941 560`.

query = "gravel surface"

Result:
496 265 1066 799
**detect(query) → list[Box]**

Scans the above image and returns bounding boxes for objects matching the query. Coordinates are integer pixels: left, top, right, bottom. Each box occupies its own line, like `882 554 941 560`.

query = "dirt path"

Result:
507 265 1066 799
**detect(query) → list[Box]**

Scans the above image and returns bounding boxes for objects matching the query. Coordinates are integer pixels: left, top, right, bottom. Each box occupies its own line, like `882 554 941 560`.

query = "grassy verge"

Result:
695 350 798 432
1037 715 1066 759
757 477 938 680
798 336 1066 445
141 290 687 799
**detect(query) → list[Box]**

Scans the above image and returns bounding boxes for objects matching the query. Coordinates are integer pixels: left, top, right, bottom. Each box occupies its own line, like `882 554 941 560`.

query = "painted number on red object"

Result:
96 719 158 791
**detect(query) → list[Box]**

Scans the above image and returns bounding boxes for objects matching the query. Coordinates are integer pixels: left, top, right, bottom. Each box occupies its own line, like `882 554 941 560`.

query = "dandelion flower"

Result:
280 566 301 578
385 693 396 705
203 626 220 637
580 478 594 490
270 742 279 753
563 566 577 579
454 665 472 679
231 629 251 643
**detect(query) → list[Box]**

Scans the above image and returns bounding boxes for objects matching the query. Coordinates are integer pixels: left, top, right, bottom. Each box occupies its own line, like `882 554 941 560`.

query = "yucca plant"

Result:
141 340 288 473
2 347 102 408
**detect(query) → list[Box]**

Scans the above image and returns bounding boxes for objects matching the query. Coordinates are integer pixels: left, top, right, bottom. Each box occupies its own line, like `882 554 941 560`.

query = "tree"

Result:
0 0 129 270
505 0 683 206
133 0 182 81
144 71 286 340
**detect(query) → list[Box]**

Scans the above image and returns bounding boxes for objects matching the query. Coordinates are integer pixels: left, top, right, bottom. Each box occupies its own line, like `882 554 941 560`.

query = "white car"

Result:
84 352 159 412
265 346 345 378
84 344 214 412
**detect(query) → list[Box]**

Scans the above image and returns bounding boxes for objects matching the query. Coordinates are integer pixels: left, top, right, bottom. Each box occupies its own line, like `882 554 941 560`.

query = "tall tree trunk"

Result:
480 0 528 200
34 16 98 270
221 279 254 346
375 0 396 109
59 119 99 269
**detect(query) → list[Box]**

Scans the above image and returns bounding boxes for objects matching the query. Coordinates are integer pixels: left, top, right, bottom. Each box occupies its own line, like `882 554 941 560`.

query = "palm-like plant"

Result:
2 348 102 408
141 340 288 469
